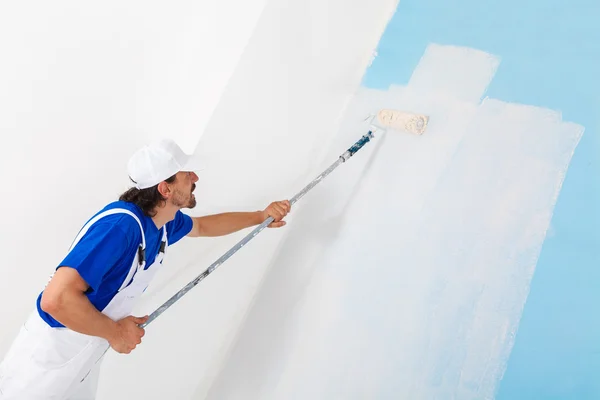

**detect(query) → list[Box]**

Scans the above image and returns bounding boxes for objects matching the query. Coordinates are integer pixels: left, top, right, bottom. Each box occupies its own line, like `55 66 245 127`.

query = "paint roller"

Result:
139 108 429 328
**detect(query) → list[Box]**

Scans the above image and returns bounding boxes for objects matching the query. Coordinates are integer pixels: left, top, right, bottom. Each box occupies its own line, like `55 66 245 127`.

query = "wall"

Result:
1 0 597 399
96 0 399 398
199 0 598 399
0 0 268 399
201 48 584 400
1 0 400 399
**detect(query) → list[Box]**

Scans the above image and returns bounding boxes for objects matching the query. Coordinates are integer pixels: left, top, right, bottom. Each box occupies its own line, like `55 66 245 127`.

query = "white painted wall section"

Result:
201 44 583 399
0 0 267 399
97 0 400 399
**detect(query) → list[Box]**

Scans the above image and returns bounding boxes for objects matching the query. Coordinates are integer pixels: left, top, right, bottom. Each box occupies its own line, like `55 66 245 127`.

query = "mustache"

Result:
191 184 196 192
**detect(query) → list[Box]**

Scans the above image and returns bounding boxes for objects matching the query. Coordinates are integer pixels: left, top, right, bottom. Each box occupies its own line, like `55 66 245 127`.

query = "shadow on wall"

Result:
202 43 584 400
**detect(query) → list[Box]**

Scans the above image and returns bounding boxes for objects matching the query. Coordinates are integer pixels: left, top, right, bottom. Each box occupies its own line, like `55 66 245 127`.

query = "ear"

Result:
157 181 172 198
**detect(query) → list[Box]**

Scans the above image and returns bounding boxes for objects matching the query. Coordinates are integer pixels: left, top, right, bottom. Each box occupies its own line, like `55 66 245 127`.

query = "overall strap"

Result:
68 208 146 292
158 223 168 254
69 208 146 251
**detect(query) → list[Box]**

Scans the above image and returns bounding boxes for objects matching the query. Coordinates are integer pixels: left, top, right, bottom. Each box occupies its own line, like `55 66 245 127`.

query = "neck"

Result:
151 205 178 229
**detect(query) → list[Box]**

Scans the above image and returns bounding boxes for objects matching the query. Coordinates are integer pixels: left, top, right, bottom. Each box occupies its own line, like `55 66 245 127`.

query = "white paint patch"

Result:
203 43 583 399
407 44 500 104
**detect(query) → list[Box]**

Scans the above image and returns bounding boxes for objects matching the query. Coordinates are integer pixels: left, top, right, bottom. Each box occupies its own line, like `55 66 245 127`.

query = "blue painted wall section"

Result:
362 0 600 398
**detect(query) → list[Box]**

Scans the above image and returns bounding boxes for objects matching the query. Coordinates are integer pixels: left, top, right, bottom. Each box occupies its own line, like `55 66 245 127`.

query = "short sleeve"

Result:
57 222 131 292
166 210 193 245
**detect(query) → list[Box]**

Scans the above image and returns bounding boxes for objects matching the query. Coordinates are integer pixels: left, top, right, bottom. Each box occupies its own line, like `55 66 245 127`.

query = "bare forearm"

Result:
192 211 264 237
41 289 118 341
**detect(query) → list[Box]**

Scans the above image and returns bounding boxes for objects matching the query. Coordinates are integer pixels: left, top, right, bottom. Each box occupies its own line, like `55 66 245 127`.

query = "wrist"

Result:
257 210 267 223
103 319 121 343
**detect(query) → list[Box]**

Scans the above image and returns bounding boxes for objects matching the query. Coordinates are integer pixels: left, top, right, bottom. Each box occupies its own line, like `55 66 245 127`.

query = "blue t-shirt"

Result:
36 200 193 327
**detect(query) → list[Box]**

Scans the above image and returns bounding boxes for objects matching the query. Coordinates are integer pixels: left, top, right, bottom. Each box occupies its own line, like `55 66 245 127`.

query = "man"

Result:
0 138 291 399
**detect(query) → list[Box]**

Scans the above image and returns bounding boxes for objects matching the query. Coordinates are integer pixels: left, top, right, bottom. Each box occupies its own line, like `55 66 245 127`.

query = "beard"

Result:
172 186 197 209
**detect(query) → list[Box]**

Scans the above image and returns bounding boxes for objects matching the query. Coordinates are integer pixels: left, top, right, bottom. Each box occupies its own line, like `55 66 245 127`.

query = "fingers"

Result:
268 221 286 228
123 342 138 354
130 316 147 341
266 200 291 223
271 204 286 220
133 315 149 324
112 316 150 354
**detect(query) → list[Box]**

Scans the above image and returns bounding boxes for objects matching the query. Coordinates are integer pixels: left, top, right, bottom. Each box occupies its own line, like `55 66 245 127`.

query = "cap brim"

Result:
181 155 205 172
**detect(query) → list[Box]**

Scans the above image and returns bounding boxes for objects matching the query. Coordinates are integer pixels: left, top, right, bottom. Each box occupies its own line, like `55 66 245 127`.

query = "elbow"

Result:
40 289 63 315
40 266 87 316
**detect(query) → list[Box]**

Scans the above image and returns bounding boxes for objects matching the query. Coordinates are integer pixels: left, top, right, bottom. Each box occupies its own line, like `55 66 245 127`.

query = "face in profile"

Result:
170 171 198 209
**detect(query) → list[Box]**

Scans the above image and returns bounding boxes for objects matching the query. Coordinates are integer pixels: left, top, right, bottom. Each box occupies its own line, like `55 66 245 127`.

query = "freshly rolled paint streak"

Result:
203 43 583 399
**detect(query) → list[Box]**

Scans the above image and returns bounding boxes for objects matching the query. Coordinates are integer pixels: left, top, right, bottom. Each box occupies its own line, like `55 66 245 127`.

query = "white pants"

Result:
0 311 109 399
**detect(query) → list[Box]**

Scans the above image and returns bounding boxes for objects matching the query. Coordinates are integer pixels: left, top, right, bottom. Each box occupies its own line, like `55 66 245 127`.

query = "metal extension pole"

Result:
140 130 376 328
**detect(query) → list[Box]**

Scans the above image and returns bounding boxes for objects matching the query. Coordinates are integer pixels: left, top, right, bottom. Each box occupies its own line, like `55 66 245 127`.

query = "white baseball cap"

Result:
127 138 204 189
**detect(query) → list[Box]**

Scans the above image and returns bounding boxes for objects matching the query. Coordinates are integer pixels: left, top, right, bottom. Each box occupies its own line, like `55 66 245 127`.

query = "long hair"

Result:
119 174 177 217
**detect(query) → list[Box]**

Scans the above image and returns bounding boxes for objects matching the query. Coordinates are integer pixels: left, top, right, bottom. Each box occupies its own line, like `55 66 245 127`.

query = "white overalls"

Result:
0 208 168 399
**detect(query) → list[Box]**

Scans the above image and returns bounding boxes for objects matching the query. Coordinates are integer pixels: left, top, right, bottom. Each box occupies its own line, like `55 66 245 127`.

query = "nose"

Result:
191 172 199 182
